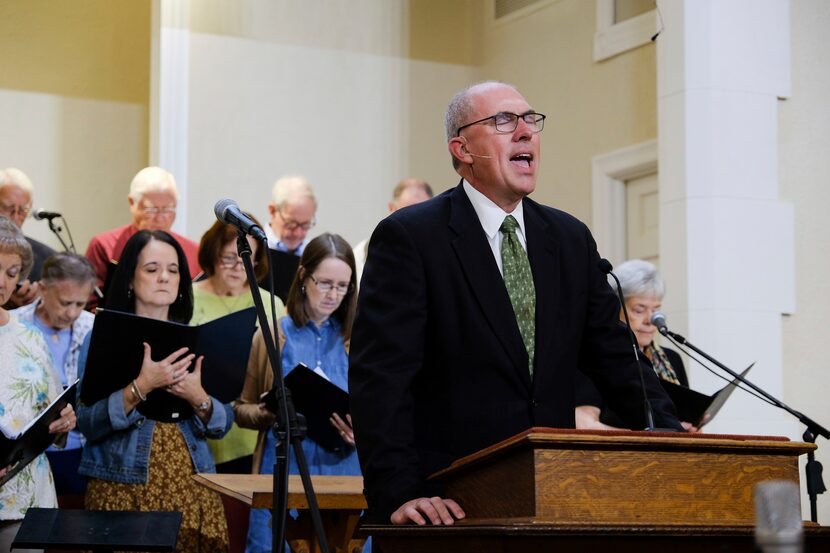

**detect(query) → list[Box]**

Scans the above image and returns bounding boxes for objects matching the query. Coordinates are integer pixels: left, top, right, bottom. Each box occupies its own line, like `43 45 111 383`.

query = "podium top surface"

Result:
431 427 814 480
193 473 366 510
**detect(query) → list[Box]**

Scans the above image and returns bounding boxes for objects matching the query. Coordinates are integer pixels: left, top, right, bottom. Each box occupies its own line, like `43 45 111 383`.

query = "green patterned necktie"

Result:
500 215 536 376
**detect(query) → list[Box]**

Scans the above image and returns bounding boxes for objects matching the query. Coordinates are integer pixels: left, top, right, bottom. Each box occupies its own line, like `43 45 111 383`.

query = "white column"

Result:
657 0 796 436
150 0 190 235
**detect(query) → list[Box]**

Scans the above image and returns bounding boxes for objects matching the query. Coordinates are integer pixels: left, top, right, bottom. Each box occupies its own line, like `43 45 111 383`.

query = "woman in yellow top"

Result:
191 214 286 474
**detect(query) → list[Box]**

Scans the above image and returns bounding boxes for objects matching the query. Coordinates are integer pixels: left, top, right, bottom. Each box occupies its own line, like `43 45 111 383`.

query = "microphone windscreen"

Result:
213 198 236 221
597 258 613 275
754 480 803 553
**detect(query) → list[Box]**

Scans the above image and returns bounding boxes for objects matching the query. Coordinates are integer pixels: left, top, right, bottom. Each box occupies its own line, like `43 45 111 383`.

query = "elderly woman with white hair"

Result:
575 259 694 431
84 166 201 309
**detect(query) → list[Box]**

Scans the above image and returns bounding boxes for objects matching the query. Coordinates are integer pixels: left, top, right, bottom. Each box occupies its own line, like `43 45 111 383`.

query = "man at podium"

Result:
349 81 683 526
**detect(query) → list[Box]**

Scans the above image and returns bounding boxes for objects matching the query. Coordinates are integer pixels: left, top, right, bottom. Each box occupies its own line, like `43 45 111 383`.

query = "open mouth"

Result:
510 152 534 169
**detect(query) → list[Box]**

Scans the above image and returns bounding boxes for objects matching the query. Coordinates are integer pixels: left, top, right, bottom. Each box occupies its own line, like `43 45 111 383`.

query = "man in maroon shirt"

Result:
85 166 200 309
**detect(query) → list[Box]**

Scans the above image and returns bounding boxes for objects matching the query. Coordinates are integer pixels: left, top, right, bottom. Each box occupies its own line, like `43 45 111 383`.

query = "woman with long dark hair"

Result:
77 230 232 552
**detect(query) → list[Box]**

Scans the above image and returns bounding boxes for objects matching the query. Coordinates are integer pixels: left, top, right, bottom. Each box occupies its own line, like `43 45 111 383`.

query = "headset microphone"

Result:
467 152 492 159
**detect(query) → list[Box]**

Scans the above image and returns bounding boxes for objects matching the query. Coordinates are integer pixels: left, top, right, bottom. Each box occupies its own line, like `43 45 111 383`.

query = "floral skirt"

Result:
85 422 228 553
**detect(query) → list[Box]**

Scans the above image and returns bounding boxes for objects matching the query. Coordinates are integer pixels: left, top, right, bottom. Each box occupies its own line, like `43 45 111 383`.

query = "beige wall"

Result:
479 0 657 224
0 0 151 251
163 0 482 248
780 0 830 522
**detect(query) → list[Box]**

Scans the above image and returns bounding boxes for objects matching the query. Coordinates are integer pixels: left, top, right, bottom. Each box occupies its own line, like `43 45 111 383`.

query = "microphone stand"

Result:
43 215 77 253
603 262 664 430
235 232 330 553
663 328 829 522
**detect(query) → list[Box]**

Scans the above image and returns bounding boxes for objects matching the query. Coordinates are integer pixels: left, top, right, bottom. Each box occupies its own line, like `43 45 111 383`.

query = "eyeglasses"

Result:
219 254 256 269
308 274 352 295
455 111 546 136
141 205 177 216
0 203 31 218
278 210 315 232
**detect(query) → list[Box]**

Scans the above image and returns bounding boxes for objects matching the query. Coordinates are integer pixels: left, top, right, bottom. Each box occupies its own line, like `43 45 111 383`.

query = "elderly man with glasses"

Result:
0 167 58 307
265 174 317 256
349 81 683 527
84 166 200 309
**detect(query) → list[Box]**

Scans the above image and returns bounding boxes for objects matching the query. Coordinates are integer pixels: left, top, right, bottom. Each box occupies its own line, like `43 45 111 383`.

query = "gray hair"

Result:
444 81 519 169
128 166 179 202
612 259 665 300
41 252 96 288
271 175 317 209
0 168 34 195
0 216 33 280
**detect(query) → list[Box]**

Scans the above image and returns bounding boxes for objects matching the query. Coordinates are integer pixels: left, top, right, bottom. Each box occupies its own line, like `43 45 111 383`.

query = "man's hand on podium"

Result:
390 496 466 525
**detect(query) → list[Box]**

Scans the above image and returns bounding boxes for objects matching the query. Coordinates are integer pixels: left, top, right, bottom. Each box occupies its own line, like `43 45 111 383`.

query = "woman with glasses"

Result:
191 216 287 552
235 233 364 553
192 215 286 474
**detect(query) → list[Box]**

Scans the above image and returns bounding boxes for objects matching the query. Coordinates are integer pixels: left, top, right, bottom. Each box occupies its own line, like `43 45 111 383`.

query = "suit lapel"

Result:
447 185 530 386
524 200 560 385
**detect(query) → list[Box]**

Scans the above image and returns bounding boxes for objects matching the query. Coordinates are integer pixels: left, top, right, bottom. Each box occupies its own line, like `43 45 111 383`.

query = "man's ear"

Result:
448 136 471 165
267 202 277 217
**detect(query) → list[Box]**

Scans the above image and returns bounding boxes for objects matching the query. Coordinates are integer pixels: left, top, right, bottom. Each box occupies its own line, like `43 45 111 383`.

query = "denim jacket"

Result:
76 334 233 484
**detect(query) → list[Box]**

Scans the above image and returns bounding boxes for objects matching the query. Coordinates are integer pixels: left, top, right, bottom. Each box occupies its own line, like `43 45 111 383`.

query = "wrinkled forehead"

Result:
137 191 177 207
469 84 531 118
0 184 31 205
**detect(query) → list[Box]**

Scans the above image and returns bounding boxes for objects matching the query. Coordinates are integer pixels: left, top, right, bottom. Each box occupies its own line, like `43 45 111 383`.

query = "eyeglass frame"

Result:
277 208 316 232
455 111 546 137
0 202 32 218
140 204 177 216
218 254 257 269
308 274 352 295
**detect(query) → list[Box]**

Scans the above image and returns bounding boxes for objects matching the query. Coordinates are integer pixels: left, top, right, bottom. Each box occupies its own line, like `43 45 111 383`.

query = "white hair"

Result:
128 166 178 202
0 168 34 195
611 259 666 300
271 175 317 208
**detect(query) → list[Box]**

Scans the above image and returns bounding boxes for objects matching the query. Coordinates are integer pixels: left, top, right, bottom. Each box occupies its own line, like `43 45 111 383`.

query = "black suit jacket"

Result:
348 183 681 522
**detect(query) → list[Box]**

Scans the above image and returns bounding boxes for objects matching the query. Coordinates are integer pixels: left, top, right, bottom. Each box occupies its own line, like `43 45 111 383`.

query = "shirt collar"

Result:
462 180 526 240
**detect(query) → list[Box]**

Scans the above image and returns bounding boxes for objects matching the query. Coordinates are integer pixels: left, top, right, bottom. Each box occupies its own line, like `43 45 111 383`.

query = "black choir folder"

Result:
81 308 257 422
660 363 754 427
266 363 350 453
0 381 78 487
260 248 300 303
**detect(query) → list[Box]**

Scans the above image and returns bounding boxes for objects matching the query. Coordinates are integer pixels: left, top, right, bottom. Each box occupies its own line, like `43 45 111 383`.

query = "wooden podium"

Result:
364 428 830 552
193 473 365 553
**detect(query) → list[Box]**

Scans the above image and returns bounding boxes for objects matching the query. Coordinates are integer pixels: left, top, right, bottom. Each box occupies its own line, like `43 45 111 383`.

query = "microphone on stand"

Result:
213 199 267 242
31 208 77 254
32 208 62 221
598 258 661 431
651 311 669 336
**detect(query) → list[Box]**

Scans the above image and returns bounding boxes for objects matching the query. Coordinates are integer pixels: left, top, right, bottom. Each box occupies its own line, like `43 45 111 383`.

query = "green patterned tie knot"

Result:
500 215 536 376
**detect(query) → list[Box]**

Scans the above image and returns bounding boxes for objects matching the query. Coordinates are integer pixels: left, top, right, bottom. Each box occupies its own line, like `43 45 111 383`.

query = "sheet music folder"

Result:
267 363 350 453
260 248 300 303
660 363 754 427
12 508 181 551
0 381 77 487
81 308 257 422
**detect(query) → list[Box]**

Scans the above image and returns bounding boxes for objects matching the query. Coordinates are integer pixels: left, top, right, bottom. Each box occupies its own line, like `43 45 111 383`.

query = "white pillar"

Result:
657 0 796 437
150 0 190 235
